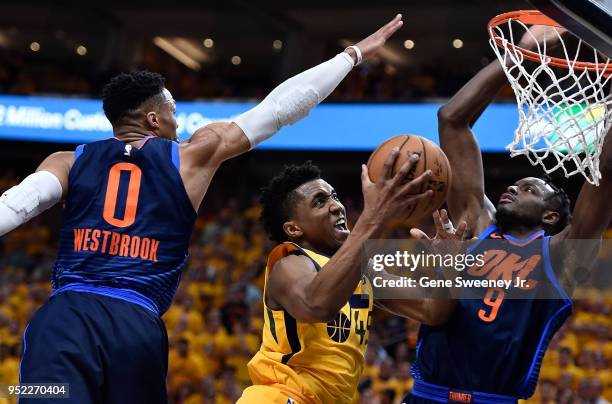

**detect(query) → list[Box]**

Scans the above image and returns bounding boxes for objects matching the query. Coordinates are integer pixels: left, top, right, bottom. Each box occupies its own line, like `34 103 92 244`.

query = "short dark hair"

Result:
260 161 321 243
102 71 166 125
540 175 572 235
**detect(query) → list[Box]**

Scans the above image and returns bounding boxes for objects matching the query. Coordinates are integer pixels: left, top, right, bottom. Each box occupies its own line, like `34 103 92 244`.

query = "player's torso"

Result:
412 225 572 399
53 137 197 314
249 243 373 404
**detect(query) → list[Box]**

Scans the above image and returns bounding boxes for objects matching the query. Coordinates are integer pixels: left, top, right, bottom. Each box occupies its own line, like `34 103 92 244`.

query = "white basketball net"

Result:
489 18 611 185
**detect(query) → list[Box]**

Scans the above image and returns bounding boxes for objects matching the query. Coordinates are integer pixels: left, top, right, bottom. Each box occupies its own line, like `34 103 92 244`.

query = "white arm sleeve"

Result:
0 171 63 236
233 52 355 149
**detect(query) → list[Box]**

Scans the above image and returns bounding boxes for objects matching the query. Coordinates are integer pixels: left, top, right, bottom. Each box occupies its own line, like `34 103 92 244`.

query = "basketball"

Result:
366 134 451 221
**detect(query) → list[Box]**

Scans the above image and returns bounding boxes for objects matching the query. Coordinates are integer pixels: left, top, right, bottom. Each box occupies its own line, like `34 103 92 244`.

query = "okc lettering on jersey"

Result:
466 249 540 289
72 228 159 262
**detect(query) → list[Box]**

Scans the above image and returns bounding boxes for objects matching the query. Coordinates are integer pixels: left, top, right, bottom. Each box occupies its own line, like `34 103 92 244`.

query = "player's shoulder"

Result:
183 122 233 148
274 253 315 272
39 151 75 171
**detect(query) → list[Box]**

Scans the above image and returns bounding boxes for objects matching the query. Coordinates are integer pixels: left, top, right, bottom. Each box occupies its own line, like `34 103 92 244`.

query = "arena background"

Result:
0 1 610 403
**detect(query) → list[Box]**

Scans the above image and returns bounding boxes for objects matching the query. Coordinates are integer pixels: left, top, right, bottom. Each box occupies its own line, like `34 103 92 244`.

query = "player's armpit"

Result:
265 254 330 323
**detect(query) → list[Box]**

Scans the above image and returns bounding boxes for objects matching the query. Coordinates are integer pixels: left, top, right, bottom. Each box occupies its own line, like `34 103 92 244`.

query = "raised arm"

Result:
564 126 612 240
437 61 504 236
438 26 563 236
184 14 403 164
0 151 72 236
178 14 404 210
267 153 433 322
551 125 612 284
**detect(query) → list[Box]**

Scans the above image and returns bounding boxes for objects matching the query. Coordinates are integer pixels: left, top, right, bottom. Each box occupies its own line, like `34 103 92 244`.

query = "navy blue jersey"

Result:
52 137 196 314
411 225 572 399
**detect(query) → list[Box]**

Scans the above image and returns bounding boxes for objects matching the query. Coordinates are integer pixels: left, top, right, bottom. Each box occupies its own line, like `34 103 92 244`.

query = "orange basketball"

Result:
366 134 451 221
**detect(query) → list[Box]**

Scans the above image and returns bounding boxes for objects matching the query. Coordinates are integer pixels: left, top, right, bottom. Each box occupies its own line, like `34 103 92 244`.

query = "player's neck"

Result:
294 239 335 257
113 127 156 146
499 224 544 239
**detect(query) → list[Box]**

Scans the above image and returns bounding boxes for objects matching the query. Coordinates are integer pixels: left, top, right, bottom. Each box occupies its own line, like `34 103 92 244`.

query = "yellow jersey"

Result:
246 242 373 404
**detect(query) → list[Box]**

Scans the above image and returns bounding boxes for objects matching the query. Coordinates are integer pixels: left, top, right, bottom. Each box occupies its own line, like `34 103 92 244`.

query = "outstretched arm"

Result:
184 14 404 166
179 15 404 210
438 26 564 236
0 152 72 236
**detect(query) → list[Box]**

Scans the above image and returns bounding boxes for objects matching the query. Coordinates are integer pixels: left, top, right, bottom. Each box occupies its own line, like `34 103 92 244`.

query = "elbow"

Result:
437 104 467 128
437 105 458 125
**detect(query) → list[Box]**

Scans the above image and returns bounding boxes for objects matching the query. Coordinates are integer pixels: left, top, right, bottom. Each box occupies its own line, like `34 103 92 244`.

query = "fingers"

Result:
403 189 433 207
397 168 431 195
394 153 420 184
381 14 403 39
440 209 453 231
440 209 456 234
432 209 445 234
361 164 373 188
455 221 468 240
381 147 400 181
410 228 430 240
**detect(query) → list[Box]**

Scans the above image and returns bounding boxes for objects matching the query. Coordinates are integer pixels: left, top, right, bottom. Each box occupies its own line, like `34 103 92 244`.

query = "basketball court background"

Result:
0 1 610 403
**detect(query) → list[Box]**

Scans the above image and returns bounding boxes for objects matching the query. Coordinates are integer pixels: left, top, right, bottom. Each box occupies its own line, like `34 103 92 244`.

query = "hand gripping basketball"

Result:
360 148 433 234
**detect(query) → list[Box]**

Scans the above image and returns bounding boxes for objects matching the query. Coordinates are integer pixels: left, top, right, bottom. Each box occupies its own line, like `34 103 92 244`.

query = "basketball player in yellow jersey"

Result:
238 153 459 404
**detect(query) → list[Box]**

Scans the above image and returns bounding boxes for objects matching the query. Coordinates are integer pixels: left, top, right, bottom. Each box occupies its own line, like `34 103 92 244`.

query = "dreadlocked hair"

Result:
539 174 572 235
260 161 322 243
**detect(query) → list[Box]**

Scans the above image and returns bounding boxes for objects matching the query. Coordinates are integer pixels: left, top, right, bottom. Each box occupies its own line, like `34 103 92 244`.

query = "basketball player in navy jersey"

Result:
0 15 404 404
403 26 612 403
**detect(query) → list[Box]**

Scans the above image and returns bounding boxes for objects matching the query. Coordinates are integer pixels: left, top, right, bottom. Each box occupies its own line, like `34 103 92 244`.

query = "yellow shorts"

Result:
238 385 313 404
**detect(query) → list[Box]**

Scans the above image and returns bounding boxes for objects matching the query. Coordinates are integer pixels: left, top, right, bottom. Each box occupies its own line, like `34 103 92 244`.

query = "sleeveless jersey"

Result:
247 242 374 404
411 225 572 399
53 137 197 315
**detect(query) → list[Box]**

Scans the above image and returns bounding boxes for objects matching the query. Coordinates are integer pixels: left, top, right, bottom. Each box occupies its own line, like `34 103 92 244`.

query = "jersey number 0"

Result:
102 163 142 228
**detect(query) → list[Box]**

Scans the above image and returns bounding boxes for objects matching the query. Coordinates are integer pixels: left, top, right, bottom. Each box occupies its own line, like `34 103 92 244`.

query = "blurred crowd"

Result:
0 46 515 102
0 172 610 404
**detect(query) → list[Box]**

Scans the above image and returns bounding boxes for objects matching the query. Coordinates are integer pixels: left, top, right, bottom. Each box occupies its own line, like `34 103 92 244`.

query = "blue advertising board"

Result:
0 95 519 151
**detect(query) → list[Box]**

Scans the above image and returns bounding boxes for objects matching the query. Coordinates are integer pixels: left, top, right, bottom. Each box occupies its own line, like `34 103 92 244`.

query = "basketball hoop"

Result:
488 10 612 185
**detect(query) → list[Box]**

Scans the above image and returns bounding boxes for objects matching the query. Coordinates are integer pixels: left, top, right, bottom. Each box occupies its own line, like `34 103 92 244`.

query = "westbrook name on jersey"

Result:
53 137 196 314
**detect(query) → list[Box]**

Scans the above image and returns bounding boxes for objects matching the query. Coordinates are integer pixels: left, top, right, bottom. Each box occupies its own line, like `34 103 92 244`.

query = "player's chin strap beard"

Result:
494 207 542 235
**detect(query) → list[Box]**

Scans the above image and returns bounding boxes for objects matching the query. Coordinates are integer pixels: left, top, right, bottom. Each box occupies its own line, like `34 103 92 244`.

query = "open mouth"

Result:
334 217 349 232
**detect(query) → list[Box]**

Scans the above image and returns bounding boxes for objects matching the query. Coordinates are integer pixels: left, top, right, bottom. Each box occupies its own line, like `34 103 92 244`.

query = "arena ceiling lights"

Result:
152 37 211 71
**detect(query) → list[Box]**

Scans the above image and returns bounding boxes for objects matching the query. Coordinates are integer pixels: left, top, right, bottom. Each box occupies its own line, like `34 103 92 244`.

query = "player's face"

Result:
287 179 349 255
156 88 179 142
495 177 557 231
